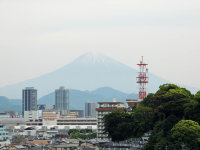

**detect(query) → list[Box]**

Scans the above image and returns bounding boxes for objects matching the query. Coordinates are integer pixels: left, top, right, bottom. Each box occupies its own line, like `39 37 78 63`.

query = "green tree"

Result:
131 106 154 137
194 91 200 102
144 115 180 150
69 129 96 140
103 109 134 142
171 120 200 150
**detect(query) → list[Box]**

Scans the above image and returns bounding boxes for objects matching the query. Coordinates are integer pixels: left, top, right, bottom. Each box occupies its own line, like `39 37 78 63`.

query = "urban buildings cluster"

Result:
22 87 97 121
21 87 97 128
0 85 141 149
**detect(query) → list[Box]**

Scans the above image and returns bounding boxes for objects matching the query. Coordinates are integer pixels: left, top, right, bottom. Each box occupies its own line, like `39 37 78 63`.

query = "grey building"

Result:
55 86 69 115
22 87 37 116
85 102 97 118
70 110 84 118
38 104 55 110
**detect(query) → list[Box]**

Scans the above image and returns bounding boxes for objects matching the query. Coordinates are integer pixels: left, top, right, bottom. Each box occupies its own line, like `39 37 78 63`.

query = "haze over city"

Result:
0 0 200 90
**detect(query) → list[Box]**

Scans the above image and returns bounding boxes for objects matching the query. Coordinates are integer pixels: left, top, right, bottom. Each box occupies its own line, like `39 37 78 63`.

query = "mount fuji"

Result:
0 52 197 99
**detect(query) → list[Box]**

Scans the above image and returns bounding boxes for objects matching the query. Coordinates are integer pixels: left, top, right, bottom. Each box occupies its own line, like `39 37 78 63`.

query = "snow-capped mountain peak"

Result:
73 51 115 64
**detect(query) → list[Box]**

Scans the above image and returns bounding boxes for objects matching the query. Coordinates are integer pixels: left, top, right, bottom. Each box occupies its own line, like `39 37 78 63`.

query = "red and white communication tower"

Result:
137 56 148 101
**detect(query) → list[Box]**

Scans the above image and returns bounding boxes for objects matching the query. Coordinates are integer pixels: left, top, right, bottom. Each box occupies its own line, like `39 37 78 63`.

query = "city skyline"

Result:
0 0 200 90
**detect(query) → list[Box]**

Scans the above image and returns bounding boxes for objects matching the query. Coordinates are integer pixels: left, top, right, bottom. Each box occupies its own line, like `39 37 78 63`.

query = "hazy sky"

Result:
0 0 200 89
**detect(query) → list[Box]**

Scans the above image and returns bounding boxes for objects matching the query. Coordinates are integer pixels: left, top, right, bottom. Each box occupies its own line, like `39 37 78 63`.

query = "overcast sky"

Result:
0 0 200 89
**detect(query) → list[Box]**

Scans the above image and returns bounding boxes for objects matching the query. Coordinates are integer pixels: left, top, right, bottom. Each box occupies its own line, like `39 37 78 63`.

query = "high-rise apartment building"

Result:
85 102 96 118
22 87 37 116
96 101 125 140
55 87 69 115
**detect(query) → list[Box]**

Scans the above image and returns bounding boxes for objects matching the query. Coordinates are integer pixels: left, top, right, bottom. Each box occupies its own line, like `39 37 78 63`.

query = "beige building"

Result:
42 110 60 126
60 111 78 118
96 101 125 140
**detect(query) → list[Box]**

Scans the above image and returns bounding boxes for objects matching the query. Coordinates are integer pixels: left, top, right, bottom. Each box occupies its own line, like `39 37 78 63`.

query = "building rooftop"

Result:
24 87 35 90
96 108 125 111
98 102 124 104
126 99 139 102
15 145 28 149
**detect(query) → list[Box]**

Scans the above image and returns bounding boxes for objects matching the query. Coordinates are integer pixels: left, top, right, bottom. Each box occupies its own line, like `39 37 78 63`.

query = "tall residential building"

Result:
55 86 69 115
22 87 37 116
85 102 96 118
96 101 125 140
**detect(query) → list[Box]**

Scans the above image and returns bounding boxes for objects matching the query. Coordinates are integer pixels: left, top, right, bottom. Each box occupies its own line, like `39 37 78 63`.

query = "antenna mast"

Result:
137 56 148 101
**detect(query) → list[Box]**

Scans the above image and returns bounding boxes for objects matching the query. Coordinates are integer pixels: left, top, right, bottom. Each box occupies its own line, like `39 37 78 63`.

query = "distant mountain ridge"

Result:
39 86 138 110
0 52 198 99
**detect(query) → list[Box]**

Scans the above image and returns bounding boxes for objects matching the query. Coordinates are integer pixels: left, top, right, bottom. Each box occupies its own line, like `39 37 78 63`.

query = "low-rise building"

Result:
0 113 10 118
42 110 60 126
60 111 78 118
57 118 97 130
24 127 36 136
25 140 50 145
14 145 29 150
24 118 97 130
24 111 42 121
26 121 42 126
0 125 9 141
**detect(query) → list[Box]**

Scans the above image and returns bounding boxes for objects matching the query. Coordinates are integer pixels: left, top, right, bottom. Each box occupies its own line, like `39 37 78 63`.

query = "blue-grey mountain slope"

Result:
38 87 138 110
0 52 198 99
0 96 21 113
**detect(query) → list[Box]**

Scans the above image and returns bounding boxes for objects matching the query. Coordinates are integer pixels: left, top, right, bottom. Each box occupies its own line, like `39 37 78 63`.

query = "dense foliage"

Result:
103 84 200 149
171 120 200 149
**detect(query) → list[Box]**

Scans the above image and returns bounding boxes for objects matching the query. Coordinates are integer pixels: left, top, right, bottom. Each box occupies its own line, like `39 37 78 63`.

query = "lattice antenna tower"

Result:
137 56 148 101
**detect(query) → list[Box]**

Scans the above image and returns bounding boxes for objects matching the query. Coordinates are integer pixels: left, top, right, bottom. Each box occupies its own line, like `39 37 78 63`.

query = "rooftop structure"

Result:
126 99 140 108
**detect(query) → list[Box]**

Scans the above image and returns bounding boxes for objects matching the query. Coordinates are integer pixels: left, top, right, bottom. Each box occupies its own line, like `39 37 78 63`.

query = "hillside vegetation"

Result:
103 84 200 150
